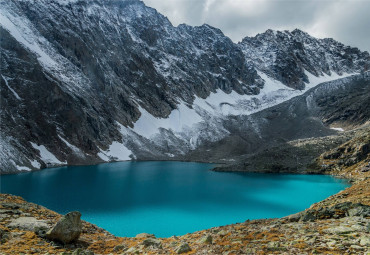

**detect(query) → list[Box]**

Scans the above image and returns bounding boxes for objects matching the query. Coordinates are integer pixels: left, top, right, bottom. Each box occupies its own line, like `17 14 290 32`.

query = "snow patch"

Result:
97 151 110 162
133 103 202 139
1 75 21 100
30 142 65 165
131 71 353 141
56 0 79 5
0 12 57 68
97 123 132 162
30 160 41 169
16 165 31 171
58 135 84 156
305 71 353 89
103 142 132 161
331 127 344 132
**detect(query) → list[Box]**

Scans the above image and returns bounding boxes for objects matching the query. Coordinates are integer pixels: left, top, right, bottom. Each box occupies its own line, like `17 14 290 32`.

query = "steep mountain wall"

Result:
0 0 369 173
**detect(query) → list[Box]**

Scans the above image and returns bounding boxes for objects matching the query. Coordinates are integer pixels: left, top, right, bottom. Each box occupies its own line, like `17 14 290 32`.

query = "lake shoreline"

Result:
0 168 368 254
1 128 369 254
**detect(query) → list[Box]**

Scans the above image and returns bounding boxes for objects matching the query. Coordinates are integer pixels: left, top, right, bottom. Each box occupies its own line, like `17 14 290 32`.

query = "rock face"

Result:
8 217 49 232
0 0 369 173
240 29 370 89
46 211 82 244
190 73 370 167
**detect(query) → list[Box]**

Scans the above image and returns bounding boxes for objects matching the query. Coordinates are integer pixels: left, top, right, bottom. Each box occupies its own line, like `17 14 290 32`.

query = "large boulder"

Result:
46 211 82 244
141 237 162 248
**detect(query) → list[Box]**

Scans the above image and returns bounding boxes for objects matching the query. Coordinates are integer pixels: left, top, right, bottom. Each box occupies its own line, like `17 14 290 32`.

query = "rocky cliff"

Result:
1 0 369 173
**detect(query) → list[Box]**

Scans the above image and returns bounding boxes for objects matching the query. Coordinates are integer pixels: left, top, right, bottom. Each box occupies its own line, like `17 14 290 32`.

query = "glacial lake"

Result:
1 161 350 237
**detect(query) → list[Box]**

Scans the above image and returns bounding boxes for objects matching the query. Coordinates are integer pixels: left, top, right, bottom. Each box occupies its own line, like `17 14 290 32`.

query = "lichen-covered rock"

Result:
198 234 212 244
176 242 191 254
135 233 155 238
218 230 228 236
0 228 10 244
112 243 127 252
72 248 94 255
360 236 370 246
8 217 49 232
46 212 82 244
141 237 162 248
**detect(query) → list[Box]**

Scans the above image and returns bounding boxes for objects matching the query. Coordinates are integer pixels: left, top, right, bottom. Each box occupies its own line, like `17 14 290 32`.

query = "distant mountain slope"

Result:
240 29 369 89
205 73 370 171
0 0 369 173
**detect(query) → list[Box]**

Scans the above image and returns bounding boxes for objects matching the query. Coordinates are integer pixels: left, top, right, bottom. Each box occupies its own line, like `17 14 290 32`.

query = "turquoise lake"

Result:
0 161 350 237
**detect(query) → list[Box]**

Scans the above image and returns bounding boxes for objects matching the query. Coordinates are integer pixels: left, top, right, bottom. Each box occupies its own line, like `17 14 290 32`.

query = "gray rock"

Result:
169 241 178 247
46 211 82 244
347 204 370 217
306 237 317 245
267 241 280 248
135 233 155 238
325 226 357 234
8 217 49 232
360 236 370 246
285 212 301 222
112 243 127 252
218 230 228 236
350 244 365 250
126 247 137 253
300 210 316 222
141 238 162 248
198 234 212 244
72 249 94 255
176 242 191 254
0 228 10 244
326 240 337 247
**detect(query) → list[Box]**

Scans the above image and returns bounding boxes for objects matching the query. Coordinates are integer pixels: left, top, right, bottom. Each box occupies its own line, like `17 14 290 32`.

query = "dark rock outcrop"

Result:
285 202 370 222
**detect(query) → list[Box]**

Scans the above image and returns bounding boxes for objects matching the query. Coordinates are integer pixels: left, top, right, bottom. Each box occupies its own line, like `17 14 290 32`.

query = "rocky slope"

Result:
240 29 370 89
190 72 370 166
1 0 369 173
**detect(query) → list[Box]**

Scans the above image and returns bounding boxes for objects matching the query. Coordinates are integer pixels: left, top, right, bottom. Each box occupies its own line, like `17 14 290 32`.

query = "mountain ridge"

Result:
0 0 369 173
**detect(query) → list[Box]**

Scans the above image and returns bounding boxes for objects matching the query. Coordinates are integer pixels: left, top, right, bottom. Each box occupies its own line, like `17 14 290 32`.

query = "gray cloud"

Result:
143 0 370 52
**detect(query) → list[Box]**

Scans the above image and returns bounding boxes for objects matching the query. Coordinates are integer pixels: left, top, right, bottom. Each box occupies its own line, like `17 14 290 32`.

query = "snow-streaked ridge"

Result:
0 3 91 93
30 142 65 166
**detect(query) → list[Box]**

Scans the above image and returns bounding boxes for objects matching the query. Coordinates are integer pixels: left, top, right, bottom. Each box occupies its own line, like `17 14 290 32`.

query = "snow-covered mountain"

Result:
0 0 369 173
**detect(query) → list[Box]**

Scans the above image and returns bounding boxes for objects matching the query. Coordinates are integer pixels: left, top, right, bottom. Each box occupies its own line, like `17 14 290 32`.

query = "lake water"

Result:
0 161 349 237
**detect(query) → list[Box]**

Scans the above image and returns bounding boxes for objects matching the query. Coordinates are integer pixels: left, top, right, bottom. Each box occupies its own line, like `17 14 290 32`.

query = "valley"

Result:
0 0 369 254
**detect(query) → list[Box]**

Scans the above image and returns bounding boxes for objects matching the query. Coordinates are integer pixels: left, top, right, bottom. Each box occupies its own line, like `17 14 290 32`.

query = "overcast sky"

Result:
143 0 370 52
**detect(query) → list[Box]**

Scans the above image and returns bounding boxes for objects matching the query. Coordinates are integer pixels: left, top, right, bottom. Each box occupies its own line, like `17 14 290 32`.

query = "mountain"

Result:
240 29 369 89
0 0 369 173
210 73 370 172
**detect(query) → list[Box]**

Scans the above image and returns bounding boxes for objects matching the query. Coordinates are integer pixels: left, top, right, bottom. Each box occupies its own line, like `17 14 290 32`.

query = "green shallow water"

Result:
0 161 350 237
